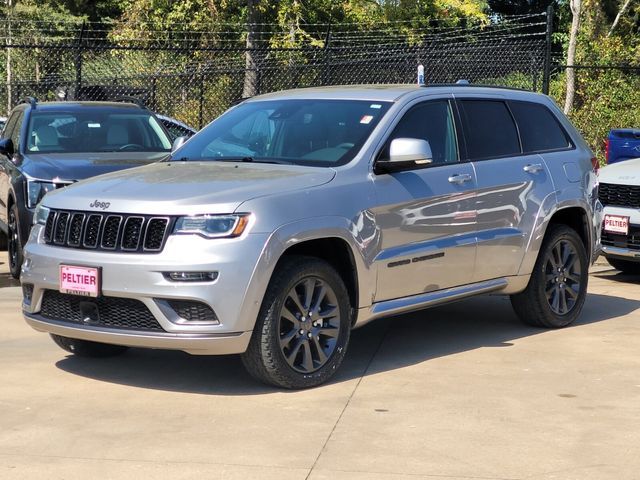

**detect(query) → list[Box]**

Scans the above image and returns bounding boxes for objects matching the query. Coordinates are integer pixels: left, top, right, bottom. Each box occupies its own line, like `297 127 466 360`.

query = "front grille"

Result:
602 224 640 251
599 183 640 209
166 300 218 323
44 210 173 253
40 290 164 332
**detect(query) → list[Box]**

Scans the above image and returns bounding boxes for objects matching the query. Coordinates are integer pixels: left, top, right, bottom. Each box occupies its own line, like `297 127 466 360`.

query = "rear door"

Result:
456 97 557 282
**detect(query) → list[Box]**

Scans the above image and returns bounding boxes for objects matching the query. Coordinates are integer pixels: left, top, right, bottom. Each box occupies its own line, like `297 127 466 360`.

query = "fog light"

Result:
163 271 218 282
22 283 34 306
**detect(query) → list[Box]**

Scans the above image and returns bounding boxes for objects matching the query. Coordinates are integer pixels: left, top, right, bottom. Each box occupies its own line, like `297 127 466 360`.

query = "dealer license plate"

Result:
603 214 630 235
59 265 100 297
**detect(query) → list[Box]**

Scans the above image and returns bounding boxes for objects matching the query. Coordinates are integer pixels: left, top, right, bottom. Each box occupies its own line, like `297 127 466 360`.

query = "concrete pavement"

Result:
1 259 639 479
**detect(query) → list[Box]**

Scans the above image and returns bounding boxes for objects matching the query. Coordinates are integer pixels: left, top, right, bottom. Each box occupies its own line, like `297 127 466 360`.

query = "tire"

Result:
7 203 23 279
0 229 7 251
607 257 640 275
241 255 351 389
511 224 588 328
50 334 129 358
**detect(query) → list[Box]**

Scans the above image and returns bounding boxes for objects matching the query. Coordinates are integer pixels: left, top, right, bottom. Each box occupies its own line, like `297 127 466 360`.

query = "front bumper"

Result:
24 314 252 355
600 206 640 263
21 225 271 355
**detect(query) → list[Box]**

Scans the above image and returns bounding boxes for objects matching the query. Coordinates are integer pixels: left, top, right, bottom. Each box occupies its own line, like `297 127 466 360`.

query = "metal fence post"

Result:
75 21 86 99
542 6 554 95
198 72 204 129
321 23 332 86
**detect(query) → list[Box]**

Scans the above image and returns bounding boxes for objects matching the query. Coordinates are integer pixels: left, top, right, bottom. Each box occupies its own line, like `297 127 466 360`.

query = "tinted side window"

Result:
380 100 458 165
509 101 570 152
2 112 20 140
459 100 520 160
10 112 24 150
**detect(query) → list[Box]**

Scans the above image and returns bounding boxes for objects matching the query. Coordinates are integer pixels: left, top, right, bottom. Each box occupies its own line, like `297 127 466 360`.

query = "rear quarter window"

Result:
509 101 571 153
459 100 520 160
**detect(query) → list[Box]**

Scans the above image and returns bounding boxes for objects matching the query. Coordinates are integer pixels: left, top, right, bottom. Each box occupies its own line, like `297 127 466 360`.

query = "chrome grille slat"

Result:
43 209 172 253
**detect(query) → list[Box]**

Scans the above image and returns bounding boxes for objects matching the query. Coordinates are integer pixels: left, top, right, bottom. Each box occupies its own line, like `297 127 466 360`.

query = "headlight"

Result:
26 180 56 209
33 204 50 225
173 214 250 238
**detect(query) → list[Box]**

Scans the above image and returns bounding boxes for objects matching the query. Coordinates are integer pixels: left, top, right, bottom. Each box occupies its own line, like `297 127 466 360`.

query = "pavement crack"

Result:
305 320 391 480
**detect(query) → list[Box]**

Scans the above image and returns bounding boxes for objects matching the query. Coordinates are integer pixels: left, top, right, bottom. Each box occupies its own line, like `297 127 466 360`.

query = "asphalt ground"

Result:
1 258 639 480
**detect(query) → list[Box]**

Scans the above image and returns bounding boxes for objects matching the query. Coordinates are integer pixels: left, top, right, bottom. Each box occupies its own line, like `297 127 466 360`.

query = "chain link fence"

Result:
0 12 550 129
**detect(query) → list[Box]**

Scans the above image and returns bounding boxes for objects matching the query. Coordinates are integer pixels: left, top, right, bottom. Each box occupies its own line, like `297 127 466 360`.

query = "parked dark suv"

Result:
0 98 172 278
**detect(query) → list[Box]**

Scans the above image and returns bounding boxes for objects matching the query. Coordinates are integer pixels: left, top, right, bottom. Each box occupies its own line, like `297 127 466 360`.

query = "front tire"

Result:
511 224 588 328
50 334 129 358
607 257 640 275
8 204 23 279
241 255 351 389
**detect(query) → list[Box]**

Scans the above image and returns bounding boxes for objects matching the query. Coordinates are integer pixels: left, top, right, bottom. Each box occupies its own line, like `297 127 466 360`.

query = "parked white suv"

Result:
599 158 640 273
21 85 601 388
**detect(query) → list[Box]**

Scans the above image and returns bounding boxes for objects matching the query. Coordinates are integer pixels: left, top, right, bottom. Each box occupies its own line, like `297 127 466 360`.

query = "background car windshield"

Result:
26 108 172 154
174 99 392 166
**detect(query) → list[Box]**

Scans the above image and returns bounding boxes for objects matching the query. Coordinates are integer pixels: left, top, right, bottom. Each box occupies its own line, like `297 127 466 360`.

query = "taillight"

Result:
591 156 600 173
604 138 610 164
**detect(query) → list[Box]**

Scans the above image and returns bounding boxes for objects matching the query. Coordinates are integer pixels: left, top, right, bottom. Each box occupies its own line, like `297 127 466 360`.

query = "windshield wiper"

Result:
215 157 294 165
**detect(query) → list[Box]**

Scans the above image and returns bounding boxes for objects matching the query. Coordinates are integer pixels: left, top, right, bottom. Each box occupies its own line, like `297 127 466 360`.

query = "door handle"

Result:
523 163 544 174
448 173 472 185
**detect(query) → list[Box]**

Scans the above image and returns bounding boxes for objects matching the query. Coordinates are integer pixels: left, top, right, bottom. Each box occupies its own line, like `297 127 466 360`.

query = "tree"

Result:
563 0 581 114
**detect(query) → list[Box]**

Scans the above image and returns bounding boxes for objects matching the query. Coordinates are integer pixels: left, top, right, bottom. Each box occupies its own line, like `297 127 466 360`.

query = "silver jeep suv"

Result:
21 85 601 388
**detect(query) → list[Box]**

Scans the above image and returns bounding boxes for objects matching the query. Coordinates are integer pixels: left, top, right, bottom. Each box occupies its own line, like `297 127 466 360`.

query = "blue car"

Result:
605 129 640 164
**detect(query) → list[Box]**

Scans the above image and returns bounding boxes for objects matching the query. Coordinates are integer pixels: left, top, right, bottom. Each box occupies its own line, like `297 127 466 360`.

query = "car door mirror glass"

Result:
0 138 15 159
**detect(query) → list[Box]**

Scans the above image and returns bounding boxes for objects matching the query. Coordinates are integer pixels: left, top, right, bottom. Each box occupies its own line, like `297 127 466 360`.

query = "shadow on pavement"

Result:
54 292 640 396
592 270 640 285
0 261 20 289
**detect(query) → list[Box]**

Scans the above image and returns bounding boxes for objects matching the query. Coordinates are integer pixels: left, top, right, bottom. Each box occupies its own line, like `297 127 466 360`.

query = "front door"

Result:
372 98 477 302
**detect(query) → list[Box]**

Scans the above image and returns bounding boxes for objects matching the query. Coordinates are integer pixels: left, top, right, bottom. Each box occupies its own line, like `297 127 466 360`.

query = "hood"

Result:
22 152 169 182
598 157 640 186
43 161 336 215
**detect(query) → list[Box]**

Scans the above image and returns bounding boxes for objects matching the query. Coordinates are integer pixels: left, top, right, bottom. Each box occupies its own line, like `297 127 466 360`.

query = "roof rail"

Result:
111 95 146 108
420 83 531 93
21 96 38 108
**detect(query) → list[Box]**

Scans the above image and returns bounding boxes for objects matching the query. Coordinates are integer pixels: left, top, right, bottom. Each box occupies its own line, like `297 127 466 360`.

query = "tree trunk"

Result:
564 0 581 115
6 0 13 115
242 0 259 98
608 0 633 37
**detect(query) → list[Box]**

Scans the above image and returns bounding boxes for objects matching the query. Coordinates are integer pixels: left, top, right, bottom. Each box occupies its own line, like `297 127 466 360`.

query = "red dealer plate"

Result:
59 265 100 297
603 214 630 235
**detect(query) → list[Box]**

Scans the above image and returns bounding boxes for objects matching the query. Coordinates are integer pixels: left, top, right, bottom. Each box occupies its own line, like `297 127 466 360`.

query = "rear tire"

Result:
241 255 351 389
50 334 129 358
607 257 640 275
511 224 588 328
0 229 7 251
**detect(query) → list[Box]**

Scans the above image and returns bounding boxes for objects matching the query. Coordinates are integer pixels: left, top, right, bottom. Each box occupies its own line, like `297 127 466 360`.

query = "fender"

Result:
233 215 377 333
518 196 595 276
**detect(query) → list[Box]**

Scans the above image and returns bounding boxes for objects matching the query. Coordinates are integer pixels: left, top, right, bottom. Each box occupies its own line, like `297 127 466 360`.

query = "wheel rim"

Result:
278 276 341 374
8 208 18 271
544 239 582 316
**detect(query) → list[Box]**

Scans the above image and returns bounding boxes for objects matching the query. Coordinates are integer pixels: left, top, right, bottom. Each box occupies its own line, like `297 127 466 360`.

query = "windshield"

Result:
26 108 172 154
173 99 392 167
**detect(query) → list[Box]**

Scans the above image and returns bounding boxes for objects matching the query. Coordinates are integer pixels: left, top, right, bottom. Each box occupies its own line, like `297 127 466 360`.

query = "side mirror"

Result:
376 138 433 174
0 138 14 159
171 136 188 153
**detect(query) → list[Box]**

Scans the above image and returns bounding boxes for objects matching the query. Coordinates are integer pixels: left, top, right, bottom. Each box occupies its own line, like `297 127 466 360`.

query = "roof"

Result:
247 84 543 103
